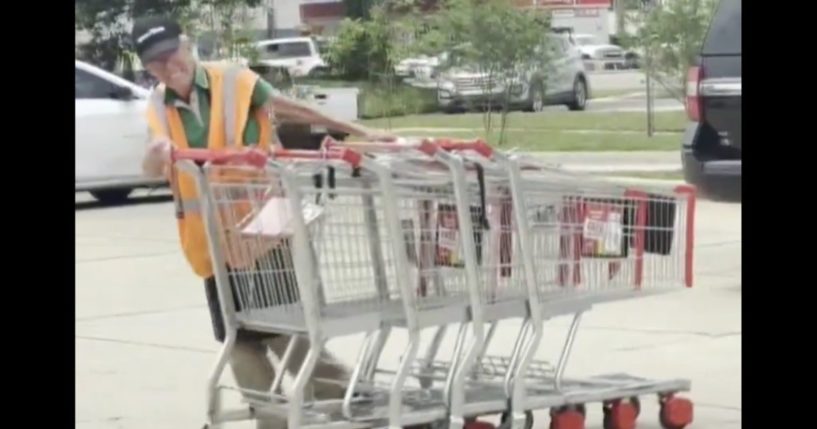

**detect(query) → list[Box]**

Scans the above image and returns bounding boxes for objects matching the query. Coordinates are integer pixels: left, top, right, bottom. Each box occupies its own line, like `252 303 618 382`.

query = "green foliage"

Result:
635 0 719 100
75 0 262 74
360 85 439 119
324 6 398 81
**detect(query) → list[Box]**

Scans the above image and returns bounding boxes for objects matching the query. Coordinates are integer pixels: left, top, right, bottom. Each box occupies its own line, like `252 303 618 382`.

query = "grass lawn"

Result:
360 110 686 133
398 129 679 151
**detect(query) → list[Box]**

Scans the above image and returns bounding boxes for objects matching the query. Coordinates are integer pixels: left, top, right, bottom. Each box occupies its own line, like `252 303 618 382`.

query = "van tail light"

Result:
685 66 703 121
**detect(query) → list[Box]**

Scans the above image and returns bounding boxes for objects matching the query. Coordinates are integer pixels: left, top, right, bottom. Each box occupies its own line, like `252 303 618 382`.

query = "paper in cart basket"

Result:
581 201 626 258
240 197 325 238
434 204 485 267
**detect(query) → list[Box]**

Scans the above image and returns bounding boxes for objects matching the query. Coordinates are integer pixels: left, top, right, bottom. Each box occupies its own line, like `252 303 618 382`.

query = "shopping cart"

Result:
327 137 697 429
495 148 696 429
173 144 511 429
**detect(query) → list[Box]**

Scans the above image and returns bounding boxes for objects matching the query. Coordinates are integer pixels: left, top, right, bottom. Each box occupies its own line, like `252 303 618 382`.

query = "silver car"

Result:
436 34 590 113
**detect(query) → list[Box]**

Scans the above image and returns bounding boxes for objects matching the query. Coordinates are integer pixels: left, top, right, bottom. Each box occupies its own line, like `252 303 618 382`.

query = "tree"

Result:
635 0 719 101
75 0 262 75
411 0 552 145
325 4 404 81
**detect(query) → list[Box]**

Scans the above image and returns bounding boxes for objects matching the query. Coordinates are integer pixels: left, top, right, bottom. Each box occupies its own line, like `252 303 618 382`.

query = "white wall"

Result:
551 8 611 41
271 0 303 32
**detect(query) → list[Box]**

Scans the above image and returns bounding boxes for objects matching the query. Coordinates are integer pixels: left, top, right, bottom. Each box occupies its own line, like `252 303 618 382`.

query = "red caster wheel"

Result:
464 421 496 429
602 397 641 429
659 393 694 429
549 404 586 429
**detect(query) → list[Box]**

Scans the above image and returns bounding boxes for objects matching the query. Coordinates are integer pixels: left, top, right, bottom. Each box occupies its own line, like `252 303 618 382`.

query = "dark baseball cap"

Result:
131 15 183 64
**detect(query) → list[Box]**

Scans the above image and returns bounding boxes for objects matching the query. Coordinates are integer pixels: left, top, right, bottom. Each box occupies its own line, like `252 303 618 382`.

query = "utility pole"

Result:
643 0 655 137
645 45 654 137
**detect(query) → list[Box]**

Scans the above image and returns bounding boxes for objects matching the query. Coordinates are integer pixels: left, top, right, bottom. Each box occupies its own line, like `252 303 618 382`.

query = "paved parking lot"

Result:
75 187 740 429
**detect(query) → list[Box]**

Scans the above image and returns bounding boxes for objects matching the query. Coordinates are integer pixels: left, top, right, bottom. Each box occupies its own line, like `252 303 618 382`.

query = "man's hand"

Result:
143 138 172 178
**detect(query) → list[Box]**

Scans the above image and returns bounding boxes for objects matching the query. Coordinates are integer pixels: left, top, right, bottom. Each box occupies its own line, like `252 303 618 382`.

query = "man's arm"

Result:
268 95 374 137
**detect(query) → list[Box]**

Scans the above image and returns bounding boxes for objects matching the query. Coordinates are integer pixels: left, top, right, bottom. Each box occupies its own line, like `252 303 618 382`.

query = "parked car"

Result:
395 54 445 79
253 37 330 78
435 33 590 113
75 59 162 203
681 0 741 200
572 33 626 70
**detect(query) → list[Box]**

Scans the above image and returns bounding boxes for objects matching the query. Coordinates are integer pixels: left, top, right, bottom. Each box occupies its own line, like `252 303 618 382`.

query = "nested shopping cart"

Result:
327 137 697 429
172 144 518 429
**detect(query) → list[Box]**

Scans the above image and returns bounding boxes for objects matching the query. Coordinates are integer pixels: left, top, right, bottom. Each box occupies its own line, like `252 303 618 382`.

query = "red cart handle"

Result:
172 147 362 168
273 148 362 168
423 138 494 158
172 148 269 168
322 136 493 159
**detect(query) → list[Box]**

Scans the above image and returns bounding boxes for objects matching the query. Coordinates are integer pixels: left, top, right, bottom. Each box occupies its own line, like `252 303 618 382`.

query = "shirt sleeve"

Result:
251 78 278 108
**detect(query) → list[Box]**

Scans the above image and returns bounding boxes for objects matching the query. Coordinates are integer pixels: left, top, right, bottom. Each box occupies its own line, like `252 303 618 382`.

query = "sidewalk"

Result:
76 192 740 428
528 150 681 172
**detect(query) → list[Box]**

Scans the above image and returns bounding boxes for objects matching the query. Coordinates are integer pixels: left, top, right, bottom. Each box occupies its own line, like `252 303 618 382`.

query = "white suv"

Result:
75 60 162 203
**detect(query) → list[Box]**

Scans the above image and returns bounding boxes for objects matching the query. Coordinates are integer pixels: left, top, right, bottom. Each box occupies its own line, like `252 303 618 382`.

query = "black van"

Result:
681 0 741 200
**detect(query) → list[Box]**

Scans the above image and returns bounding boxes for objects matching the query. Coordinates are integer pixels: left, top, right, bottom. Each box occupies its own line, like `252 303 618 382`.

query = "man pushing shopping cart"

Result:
133 15 395 429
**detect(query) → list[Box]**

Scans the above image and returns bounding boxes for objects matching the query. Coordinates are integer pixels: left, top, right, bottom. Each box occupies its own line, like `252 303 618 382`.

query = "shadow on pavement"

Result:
75 194 173 211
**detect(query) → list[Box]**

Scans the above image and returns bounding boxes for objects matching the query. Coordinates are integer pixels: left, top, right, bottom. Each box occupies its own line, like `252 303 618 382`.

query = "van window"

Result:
260 41 313 60
702 0 741 55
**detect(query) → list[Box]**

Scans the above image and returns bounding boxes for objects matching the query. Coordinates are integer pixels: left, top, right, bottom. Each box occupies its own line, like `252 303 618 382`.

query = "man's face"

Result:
144 42 194 94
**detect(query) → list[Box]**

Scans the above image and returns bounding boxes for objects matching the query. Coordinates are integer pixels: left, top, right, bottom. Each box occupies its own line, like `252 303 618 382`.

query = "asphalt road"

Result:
76 186 740 429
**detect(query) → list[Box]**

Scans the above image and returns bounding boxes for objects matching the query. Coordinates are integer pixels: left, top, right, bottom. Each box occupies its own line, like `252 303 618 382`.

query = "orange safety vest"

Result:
146 64 274 278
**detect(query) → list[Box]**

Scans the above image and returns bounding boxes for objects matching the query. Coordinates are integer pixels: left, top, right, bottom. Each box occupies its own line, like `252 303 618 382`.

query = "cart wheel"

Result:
549 405 585 429
463 420 496 429
602 398 639 429
658 393 694 429
551 404 586 418
499 410 534 429
603 397 641 418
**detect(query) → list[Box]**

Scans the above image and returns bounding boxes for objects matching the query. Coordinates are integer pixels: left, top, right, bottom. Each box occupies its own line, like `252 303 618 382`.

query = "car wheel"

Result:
567 76 588 111
527 81 546 112
90 188 132 204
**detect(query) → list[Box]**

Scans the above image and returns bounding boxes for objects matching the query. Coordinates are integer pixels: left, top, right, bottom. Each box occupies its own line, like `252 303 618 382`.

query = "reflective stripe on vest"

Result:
222 66 242 147
180 198 201 214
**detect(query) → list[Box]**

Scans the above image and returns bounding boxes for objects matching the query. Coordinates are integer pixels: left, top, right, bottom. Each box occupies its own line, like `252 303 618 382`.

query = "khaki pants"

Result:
204 276 350 429
231 335 349 429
